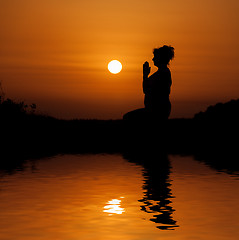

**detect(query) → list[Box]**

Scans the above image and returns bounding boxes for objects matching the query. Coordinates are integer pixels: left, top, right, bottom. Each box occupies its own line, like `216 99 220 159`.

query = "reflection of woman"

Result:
123 45 174 121
123 150 178 230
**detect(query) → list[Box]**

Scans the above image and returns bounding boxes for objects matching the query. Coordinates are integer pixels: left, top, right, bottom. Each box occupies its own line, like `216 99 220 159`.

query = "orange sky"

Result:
0 0 239 119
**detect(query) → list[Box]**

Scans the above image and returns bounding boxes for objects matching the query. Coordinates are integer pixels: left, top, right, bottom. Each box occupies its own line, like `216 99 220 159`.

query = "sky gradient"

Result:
1 0 239 119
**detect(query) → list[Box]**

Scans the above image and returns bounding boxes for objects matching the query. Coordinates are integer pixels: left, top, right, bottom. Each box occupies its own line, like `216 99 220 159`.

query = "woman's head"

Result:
153 45 174 66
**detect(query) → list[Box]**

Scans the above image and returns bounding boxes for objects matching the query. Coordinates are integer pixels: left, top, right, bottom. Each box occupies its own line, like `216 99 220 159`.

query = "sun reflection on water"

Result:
103 197 125 215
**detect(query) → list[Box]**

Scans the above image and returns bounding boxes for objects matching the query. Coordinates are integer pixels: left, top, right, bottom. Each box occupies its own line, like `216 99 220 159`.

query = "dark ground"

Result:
0 98 239 175
0 117 238 175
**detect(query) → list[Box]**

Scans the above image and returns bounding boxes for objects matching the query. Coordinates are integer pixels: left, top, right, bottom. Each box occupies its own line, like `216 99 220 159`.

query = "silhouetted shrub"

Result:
1 98 26 113
194 99 239 122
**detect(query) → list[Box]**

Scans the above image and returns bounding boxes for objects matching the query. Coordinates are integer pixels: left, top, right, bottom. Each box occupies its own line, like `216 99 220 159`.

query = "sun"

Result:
108 60 122 74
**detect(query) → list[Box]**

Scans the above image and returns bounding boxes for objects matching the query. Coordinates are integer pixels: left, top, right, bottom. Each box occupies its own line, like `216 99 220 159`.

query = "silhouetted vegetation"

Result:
0 98 37 119
194 99 239 122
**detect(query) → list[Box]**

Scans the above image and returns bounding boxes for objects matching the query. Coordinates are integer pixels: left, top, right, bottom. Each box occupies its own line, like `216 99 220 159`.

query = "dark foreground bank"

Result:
0 98 239 174
1 115 237 152
1 117 238 174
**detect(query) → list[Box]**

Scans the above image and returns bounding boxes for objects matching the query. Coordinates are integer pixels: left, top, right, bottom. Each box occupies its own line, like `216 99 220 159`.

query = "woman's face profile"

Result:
152 54 161 67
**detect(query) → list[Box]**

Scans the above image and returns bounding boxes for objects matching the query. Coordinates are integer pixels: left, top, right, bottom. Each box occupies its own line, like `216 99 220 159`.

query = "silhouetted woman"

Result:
123 45 174 121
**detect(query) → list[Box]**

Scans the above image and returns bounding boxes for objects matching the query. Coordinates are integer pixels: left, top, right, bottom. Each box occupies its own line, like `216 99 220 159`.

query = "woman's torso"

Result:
144 67 172 110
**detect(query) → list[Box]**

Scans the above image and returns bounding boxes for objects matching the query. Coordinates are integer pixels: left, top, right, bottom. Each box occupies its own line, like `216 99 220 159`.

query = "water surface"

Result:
0 153 239 240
